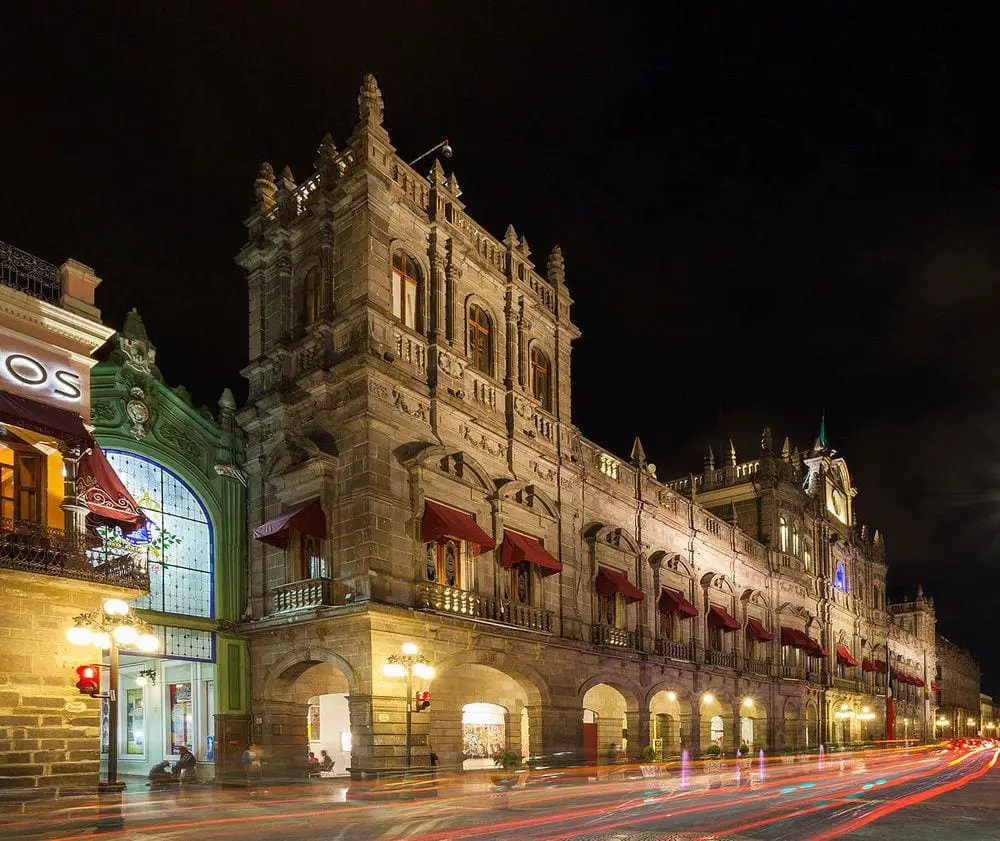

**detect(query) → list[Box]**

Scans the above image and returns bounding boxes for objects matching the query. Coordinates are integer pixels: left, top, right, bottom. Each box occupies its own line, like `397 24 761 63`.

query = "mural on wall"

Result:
90 451 213 618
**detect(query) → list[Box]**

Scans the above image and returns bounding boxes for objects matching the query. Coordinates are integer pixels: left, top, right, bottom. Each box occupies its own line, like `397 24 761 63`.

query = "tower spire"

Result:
812 410 829 453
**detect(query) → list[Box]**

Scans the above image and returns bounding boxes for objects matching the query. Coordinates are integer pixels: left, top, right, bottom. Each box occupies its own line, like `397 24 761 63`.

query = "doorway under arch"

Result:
583 683 630 764
648 689 689 759
700 693 731 755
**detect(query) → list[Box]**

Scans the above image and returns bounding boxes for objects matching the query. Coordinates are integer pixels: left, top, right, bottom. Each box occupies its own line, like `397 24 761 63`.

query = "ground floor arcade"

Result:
245 605 932 778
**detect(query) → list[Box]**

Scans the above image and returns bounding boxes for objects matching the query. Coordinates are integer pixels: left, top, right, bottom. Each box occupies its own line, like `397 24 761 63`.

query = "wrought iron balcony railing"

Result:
0 240 60 303
591 624 639 650
655 638 694 661
0 517 148 590
416 582 554 633
743 658 770 676
705 649 737 669
271 576 335 613
782 664 807 680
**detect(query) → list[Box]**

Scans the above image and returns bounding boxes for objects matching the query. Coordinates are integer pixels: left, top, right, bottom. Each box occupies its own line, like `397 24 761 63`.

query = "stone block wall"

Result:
0 571 130 797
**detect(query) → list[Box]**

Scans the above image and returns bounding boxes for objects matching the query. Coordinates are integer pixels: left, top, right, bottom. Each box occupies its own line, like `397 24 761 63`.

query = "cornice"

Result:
0 284 114 355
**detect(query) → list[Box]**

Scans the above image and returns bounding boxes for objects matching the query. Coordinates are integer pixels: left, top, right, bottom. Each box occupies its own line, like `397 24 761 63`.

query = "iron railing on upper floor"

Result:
0 240 60 303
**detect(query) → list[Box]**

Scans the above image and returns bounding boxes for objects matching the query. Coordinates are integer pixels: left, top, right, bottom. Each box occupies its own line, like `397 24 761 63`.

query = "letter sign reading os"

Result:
0 350 83 402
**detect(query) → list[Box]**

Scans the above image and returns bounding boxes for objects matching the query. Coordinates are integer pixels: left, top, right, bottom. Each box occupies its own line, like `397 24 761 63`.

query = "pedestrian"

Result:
242 741 263 796
318 750 334 772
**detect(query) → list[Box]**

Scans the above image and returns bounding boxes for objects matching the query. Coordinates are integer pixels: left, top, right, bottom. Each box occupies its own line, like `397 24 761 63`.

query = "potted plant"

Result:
639 744 659 777
490 747 520 789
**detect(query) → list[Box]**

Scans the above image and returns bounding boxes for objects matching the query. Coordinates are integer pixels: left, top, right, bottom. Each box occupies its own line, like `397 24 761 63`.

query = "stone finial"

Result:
729 502 739 525
781 436 791 460
761 426 773 455
519 236 531 258
174 385 194 407
726 438 737 467
314 133 340 181
357 73 385 125
429 157 446 187
504 224 519 248
547 245 566 286
218 387 237 411
447 171 461 197
916 584 924 601
279 165 295 185
123 308 150 342
630 436 646 467
254 162 277 212
704 445 715 471
792 445 800 465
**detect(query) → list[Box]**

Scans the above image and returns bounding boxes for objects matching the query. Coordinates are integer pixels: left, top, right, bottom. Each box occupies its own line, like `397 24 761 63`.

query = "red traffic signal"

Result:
75 664 100 697
415 690 431 711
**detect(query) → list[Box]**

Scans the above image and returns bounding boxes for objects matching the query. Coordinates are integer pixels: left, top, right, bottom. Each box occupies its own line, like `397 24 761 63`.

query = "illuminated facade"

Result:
238 76 945 777
0 241 147 796
934 634 981 740
89 311 249 780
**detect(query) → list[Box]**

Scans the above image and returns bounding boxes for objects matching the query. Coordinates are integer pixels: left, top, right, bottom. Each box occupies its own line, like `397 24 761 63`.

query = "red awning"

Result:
780 626 812 650
420 499 495 554
595 566 644 602
836 644 859 667
891 669 921 686
862 658 877 672
658 588 698 618
806 637 829 658
78 441 147 533
931 682 941 692
0 392 90 444
253 497 327 548
499 530 562 575
707 604 740 632
876 660 888 674
745 617 775 642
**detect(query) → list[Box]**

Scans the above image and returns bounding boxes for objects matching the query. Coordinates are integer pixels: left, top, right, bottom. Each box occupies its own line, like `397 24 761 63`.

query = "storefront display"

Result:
126 688 145 755
169 682 193 754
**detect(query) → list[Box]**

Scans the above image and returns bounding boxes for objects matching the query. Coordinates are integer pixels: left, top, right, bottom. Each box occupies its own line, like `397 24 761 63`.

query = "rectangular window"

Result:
598 593 625 628
403 277 418 329
391 270 402 320
511 562 532 606
426 539 470 590
125 687 145 756
0 448 43 524
659 611 678 641
709 626 724 652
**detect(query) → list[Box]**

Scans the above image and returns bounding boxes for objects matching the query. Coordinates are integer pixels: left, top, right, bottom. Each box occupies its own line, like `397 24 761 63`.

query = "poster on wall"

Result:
169 682 193 755
308 704 321 742
126 688 145 755
462 723 505 759
100 697 110 755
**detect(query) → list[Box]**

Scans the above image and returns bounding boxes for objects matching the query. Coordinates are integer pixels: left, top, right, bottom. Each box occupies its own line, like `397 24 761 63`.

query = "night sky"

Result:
3 6 999 688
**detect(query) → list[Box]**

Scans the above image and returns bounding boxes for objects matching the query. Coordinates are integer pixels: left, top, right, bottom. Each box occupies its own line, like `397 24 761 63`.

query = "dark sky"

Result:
3 5 1000 689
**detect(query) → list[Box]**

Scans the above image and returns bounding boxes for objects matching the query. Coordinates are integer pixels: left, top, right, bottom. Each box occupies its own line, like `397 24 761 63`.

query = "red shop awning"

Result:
78 441 147 533
0 391 90 444
658 588 698 618
420 499 495 555
836 644 859 667
862 658 877 672
595 566 644 603
780 626 812 650
499 530 562 575
707 604 741 632
931 682 942 692
806 637 830 658
745 617 775 642
253 497 327 548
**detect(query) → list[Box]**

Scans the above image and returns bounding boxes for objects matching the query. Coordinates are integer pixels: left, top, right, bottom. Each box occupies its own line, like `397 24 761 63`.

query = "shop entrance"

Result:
462 703 507 770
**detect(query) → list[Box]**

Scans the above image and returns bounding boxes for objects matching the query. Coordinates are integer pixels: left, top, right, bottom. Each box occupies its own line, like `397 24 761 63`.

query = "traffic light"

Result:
415 690 431 711
75 664 100 697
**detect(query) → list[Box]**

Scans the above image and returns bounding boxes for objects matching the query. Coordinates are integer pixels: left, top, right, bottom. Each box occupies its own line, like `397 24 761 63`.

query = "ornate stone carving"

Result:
125 387 149 440
529 460 556 483
214 463 248 486
437 350 467 378
158 421 202 464
91 400 117 424
460 424 507 459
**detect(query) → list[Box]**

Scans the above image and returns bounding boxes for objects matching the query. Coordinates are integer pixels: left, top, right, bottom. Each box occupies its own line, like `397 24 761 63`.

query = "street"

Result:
2 746 997 841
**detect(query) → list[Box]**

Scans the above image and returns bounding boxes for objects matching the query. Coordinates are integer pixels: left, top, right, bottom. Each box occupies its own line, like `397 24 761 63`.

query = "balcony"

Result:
744 658 770 676
0 240 60 303
833 675 860 692
656 639 694 661
705 649 737 669
0 518 148 591
271 577 334 613
416 582 554 633
782 664 807 680
592 624 639 650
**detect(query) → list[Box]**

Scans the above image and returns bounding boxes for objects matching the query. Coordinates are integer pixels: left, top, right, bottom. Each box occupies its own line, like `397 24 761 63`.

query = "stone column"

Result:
527 703 580 760
59 443 89 541
255 699 309 780
685 709 701 757
627 707 649 761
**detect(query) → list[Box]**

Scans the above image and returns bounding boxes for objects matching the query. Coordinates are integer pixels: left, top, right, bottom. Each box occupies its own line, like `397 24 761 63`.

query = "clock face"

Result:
830 489 847 523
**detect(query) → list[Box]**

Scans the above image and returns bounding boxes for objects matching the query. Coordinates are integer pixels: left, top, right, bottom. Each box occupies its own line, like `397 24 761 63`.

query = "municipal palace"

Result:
0 74 991 794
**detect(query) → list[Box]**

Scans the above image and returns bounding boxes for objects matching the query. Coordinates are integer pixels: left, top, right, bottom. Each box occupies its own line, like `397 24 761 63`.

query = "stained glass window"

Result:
834 561 848 593
96 451 213 617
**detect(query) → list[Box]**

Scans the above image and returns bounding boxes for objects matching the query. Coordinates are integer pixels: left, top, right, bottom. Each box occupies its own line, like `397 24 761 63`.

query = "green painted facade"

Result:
89 309 250 777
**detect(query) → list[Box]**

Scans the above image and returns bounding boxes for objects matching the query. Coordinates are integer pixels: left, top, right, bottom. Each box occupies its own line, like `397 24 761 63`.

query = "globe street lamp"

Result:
382 642 435 768
67 598 158 829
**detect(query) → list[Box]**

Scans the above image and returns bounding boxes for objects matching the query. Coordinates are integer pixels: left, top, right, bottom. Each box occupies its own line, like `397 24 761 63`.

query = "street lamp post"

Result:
382 642 435 769
67 598 159 829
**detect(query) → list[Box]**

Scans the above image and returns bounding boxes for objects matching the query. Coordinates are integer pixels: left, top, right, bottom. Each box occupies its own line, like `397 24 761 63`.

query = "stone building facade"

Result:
935 634 981 739
236 75 939 777
89 310 250 780
0 242 147 796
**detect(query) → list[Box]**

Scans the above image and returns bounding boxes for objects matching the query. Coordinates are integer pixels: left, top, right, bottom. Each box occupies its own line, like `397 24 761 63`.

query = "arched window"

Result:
803 542 812 573
303 267 322 326
530 347 552 411
468 304 493 375
834 561 848 593
391 251 422 331
97 451 213 617
792 522 800 557
778 517 788 552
